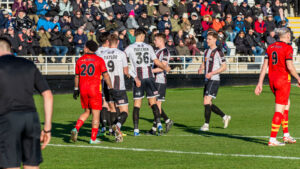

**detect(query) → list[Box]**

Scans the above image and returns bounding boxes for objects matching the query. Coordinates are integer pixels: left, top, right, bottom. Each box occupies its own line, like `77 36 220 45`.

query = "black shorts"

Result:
155 83 167 101
106 90 129 106
0 111 42 168
133 78 159 99
203 80 220 99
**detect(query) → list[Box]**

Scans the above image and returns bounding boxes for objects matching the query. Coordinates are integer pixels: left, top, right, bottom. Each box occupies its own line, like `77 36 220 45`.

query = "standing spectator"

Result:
262 1 272 16
226 0 239 18
27 0 39 24
35 0 50 16
50 26 68 63
138 12 152 31
176 0 188 17
126 10 139 29
190 12 202 35
200 1 213 17
59 11 71 33
244 15 254 33
74 28 88 56
72 0 84 15
37 13 55 31
59 0 73 16
158 14 172 32
159 0 171 16
135 0 147 17
14 10 34 31
12 0 27 17
187 0 201 14
170 13 181 33
223 14 236 42
234 31 251 55
265 14 276 34
212 14 225 32
83 11 97 32
48 0 60 16
71 10 85 31
245 29 264 56
234 14 246 34
37 27 55 63
62 29 75 62
113 0 127 16
126 0 136 15
266 30 276 45
181 13 191 34
240 1 252 17
218 31 230 56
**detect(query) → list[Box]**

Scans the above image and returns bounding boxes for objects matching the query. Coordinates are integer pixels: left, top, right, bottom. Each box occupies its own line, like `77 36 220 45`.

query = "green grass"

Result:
34 86 300 169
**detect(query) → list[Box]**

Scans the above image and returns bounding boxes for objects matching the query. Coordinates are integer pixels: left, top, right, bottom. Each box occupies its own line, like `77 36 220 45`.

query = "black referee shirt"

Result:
0 55 50 115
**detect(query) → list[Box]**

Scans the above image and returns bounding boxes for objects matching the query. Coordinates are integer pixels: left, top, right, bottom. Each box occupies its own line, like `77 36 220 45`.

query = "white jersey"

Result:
125 42 157 80
203 48 226 81
101 48 128 90
154 48 170 84
95 46 109 57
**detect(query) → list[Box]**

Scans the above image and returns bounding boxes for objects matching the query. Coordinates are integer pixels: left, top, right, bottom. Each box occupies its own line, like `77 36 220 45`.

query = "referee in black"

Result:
0 37 53 169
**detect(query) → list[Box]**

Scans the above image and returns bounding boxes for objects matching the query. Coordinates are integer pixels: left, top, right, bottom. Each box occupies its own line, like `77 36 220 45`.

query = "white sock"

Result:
116 122 122 129
134 129 139 133
204 123 209 126
109 129 113 133
152 127 157 131
269 137 276 142
284 133 290 137
223 115 227 120
165 119 170 123
157 122 162 127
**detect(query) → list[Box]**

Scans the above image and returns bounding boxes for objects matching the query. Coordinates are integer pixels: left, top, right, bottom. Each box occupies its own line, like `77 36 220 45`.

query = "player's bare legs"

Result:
23 165 40 169
133 99 142 136
71 108 91 142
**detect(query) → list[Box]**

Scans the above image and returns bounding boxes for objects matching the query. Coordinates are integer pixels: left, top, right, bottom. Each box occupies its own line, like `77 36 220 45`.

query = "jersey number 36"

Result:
136 52 149 64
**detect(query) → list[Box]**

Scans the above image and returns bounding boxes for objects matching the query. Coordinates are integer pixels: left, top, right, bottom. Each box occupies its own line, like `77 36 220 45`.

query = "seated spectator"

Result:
94 12 106 31
126 0 136 15
17 27 30 55
0 10 9 30
234 14 246 34
83 11 97 32
166 37 178 57
37 13 56 32
48 0 60 17
265 14 276 34
262 1 272 16
244 16 254 33
251 3 263 20
254 15 266 37
210 1 223 18
245 29 264 57
226 0 239 18
240 1 252 17
105 13 119 32
190 12 202 35
138 12 152 31
158 14 172 32
223 14 236 42
175 0 187 17
87 28 98 44
50 25 68 63
272 0 283 17
170 13 181 33
62 29 75 62
29 29 41 60
35 0 50 16
274 8 288 26
37 26 55 63
53 16 61 31
72 0 84 15
164 28 173 41
174 40 189 69
118 29 129 50
201 15 212 37
74 28 88 55
15 10 34 31
174 29 186 46
135 0 147 17
71 10 85 31
186 34 200 56
59 0 73 16
115 13 126 31
158 0 171 16
200 0 213 17
85 0 98 16
113 0 127 16
266 30 276 45
181 13 191 34
26 0 39 24
218 31 230 56
147 0 157 18
187 0 200 15
234 31 251 55
12 0 27 17
59 12 71 33
126 28 135 44
212 14 225 32
126 10 139 29
4 27 21 55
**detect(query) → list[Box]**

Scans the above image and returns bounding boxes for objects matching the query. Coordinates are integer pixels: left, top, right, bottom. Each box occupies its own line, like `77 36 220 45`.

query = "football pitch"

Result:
35 86 300 169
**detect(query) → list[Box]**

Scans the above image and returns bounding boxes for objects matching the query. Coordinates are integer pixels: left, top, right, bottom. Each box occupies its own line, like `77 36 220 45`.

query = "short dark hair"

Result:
207 32 218 40
154 33 166 42
85 40 98 52
0 37 12 48
135 28 146 37
108 34 119 45
99 32 110 44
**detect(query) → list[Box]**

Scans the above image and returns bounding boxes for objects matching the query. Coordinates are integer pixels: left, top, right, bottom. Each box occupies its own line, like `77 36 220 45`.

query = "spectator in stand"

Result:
83 11 97 32
126 0 136 15
14 10 34 32
37 26 55 63
201 15 212 37
147 0 158 21
135 0 147 17
115 13 126 31
176 0 188 17
187 0 201 15
138 12 152 32
118 29 128 50
254 15 266 39
234 31 251 55
94 12 106 31
181 13 191 34
12 0 27 17
125 10 139 29
27 0 39 24
164 28 173 42
223 14 235 42
85 0 98 15
62 29 74 62
114 0 127 16
52 16 61 31
262 1 272 16
71 10 85 31
226 0 239 18
0 10 8 31
170 13 181 33
240 1 252 17
17 27 29 55
72 0 84 15
127 28 135 44
73 27 88 55
59 12 71 33
166 37 178 56
200 0 213 17
176 40 189 56
159 0 171 16
274 8 288 26
29 29 41 59
266 30 276 45
158 14 172 32
265 14 276 34
272 0 283 17
212 14 225 32
186 34 200 56
234 14 245 34
36 0 50 16
37 13 55 31
218 31 230 56
3 27 21 55
50 25 68 63
4 12 14 30
174 29 186 46
251 3 263 20
87 28 98 44
59 0 73 17
244 15 254 33
245 29 264 57
48 0 60 17
190 12 202 35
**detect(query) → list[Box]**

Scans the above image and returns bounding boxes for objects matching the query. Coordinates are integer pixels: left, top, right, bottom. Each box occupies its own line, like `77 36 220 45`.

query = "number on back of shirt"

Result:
136 52 149 64
107 60 115 72
81 64 95 76
272 52 278 65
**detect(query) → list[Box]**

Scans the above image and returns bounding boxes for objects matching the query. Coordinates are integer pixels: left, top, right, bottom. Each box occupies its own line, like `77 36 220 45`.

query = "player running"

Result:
198 32 231 132
101 34 129 142
255 27 300 146
125 29 170 136
71 40 113 144
148 33 174 135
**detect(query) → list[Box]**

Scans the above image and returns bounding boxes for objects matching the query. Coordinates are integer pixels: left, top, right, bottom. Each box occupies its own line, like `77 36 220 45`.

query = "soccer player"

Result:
125 29 170 136
71 40 113 144
255 27 300 146
101 34 129 142
148 33 174 135
198 32 231 132
0 37 53 169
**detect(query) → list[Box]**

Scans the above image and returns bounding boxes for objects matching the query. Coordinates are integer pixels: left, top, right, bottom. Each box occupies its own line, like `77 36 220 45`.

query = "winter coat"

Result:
113 4 127 15
223 20 234 32
48 1 60 16
226 4 239 18
176 45 190 56
170 18 181 32
37 18 56 31
126 17 139 29
137 17 152 30
12 0 27 17
191 19 202 34
201 21 212 32
135 4 147 16
35 0 50 16
0 12 8 29
265 20 276 32
254 20 266 34
15 16 34 31
27 3 38 15
158 3 171 16
158 19 172 32
244 20 254 33
234 20 246 33
38 31 52 47
71 16 84 30
87 33 98 45
73 33 88 48
125 3 135 14
212 19 225 32
59 1 73 16
59 18 71 31
50 31 63 46
147 5 156 17
240 5 252 17
3 33 20 52
83 16 97 31
176 3 187 17
200 5 213 16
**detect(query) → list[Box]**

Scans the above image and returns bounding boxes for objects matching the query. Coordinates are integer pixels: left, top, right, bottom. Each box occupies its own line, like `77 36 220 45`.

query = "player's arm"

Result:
73 75 80 100
123 67 129 77
126 49 141 87
40 89 53 150
198 62 205 74
152 60 167 73
255 58 268 95
286 60 300 86
153 59 170 72
103 71 113 89
206 63 227 79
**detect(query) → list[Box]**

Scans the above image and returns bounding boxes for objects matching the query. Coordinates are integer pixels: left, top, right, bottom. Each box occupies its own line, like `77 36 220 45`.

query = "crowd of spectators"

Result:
0 0 297 64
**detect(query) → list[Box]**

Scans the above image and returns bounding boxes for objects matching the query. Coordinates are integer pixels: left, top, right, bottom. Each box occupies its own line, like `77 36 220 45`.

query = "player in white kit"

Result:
125 29 170 136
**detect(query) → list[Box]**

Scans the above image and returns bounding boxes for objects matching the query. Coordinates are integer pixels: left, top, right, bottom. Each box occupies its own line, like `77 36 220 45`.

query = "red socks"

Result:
270 112 283 138
282 110 289 134
75 120 84 132
91 128 99 141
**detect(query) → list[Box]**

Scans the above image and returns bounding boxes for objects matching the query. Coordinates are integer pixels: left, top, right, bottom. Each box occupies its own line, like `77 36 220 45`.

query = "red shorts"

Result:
269 76 291 105
80 86 102 110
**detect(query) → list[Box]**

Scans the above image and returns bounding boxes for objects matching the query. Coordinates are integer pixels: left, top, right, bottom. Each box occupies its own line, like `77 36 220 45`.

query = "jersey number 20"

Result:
272 52 278 65
136 52 149 64
81 64 95 76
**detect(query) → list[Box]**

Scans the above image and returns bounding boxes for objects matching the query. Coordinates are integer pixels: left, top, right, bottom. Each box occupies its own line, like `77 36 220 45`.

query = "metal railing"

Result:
19 55 300 75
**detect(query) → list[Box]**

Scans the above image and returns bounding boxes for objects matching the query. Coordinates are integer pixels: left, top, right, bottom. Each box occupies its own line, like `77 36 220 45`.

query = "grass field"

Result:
34 86 300 169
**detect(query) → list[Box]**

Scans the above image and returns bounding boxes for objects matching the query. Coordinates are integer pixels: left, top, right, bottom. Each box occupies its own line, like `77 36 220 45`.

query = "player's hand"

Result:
164 65 171 73
73 89 79 100
135 78 141 87
205 72 212 79
198 68 202 74
255 84 263 95
40 129 51 150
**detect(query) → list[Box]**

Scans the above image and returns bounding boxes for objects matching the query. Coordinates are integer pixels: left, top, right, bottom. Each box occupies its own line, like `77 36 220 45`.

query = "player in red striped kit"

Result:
255 28 300 146
71 41 113 144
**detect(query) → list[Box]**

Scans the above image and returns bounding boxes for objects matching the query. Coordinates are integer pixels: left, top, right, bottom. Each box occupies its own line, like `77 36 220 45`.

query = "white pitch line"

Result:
47 144 300 160
138 135 300 139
